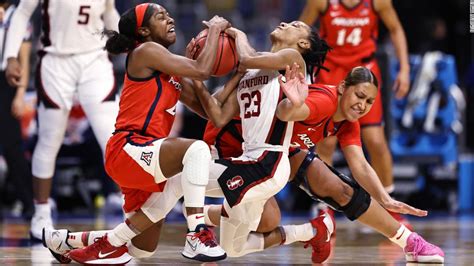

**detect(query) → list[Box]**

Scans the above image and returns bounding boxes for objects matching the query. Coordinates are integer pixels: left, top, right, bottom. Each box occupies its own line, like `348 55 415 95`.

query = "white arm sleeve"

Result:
4 0 39 59
103 0 119 31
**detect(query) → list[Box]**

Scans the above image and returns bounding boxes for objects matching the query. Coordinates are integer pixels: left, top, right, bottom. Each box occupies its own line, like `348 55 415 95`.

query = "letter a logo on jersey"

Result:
227 176 244 191
140 151 153 166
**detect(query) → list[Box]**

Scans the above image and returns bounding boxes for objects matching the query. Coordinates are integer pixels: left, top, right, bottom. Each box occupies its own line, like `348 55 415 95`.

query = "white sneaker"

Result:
42 228 73 263
181 224 226 262
30 210 53 241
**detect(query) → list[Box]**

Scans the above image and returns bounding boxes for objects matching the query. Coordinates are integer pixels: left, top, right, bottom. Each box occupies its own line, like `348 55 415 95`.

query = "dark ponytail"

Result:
103 4 154 54
302 27 332 83
103 30 136 54
343 66 379 88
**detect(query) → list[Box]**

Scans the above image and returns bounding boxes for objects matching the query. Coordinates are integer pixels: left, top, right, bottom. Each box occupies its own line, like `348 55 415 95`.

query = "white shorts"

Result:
212 151 290 230
32 49 118 178
36 49 117 110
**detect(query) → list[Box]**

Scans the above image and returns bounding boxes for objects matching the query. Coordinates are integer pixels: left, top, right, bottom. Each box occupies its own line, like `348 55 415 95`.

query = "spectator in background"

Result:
0 0 33 219
299 0 412 228
4 0 120 241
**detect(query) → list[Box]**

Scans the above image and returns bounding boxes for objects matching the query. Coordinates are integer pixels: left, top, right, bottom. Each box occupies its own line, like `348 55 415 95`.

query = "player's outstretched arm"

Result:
343 145 427 217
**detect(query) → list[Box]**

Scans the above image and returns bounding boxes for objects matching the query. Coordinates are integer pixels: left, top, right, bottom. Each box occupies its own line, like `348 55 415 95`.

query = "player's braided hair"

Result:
344 66 379 88
302 27 332 84
103 5 154 54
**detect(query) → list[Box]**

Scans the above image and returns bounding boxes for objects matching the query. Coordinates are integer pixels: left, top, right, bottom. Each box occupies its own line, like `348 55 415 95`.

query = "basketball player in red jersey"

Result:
203 66 444 263
62 3 231 264
299 0 411 227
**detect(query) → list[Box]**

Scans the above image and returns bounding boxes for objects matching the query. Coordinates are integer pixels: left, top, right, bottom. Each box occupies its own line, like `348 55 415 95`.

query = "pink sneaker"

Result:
67 234 131 265
404 233 444 263
303 211 335 263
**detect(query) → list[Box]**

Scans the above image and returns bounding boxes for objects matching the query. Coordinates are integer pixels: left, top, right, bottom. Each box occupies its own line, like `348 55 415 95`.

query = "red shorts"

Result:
105 132 167 213
317 59 383 127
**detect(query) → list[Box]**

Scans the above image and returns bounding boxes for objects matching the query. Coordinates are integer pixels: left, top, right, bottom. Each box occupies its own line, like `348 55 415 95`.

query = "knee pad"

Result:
140 175 183 223
127 242 155 258
292 150 371 221
321 162 371 220
182 140 211 186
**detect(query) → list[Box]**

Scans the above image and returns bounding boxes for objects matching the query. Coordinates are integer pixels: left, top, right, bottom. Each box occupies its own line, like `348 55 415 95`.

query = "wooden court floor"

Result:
0 214 473 265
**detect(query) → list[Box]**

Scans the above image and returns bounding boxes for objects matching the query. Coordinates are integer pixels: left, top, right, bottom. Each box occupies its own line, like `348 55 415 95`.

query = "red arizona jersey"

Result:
292 84 362 149
319 0 378 66
203 118 243 158
114 72 181 138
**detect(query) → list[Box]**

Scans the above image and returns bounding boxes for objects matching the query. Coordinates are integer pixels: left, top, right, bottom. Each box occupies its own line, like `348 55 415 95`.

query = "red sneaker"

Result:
67 234 131 265
303 211 335 263
312 203 336 237
388 211 414 231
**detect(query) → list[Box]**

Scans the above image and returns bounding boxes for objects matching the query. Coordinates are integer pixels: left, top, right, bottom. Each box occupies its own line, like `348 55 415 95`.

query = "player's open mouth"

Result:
351 107 364 115
168 26 175 33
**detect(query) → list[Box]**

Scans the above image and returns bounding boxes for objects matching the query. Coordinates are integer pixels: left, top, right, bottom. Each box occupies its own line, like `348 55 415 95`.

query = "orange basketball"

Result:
192 29 238 77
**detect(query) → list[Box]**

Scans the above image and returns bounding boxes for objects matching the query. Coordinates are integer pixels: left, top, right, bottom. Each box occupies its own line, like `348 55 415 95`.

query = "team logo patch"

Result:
166 105 177 116
140 151 153 166
226 175 244 191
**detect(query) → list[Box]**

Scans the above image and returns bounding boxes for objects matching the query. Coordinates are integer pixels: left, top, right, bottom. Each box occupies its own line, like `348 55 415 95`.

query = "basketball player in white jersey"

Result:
4 0 120 240
186 24 333 258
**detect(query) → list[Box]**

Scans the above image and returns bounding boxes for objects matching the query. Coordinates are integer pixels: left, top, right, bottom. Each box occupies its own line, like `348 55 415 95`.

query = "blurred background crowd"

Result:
0 0 472 220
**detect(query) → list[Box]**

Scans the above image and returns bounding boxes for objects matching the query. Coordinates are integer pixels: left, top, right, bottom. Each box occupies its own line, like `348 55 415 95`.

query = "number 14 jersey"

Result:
237 69 293 159
319 0 378 66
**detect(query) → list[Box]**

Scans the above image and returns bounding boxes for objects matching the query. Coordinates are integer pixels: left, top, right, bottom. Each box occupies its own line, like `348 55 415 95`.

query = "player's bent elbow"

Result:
276 109 291 122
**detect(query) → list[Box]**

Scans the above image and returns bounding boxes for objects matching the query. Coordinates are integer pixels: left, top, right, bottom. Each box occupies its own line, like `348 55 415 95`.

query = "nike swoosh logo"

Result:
186 239 198 251
56 241 63 251
396 228 406 240
195 215 205 219
98 250 117 259
330 11 341 17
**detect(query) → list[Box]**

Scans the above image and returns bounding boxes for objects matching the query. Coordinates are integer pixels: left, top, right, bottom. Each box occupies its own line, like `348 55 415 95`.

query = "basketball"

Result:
192 29 238 77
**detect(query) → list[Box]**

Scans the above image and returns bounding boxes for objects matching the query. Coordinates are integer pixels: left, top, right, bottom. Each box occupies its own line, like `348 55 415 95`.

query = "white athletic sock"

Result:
68 230 109 248
389 224 412 249
108 222 138 247
34 202 50 215
282 223 315 245
187 213 206 231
